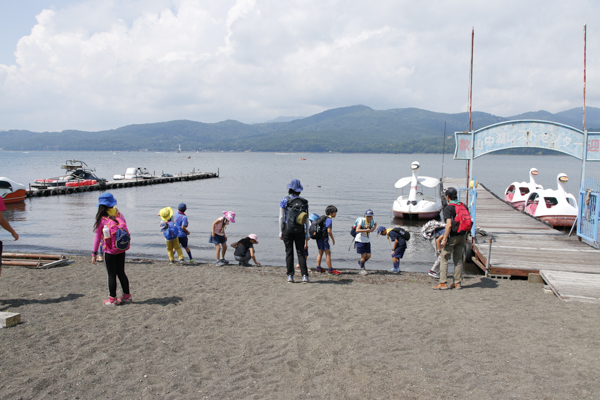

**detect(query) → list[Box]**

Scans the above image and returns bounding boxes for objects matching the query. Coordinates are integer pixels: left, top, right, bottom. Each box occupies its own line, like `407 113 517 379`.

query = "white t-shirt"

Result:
354 218 374 243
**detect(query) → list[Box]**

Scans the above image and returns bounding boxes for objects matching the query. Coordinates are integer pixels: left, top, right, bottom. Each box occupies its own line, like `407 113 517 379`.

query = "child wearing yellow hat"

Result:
159 207 185 263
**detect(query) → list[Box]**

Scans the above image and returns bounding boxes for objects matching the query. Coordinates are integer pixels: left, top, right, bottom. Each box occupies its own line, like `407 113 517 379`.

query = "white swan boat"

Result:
524 173 578 228
504 168 543 211
392 161 442 219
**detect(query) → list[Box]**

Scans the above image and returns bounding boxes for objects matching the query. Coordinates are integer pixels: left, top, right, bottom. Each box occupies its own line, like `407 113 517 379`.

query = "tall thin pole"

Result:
581 24 588 190
466 27 474 195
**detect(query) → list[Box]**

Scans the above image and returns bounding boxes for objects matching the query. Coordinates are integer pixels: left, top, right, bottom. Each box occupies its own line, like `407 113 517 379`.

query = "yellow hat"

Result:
159 207 173 221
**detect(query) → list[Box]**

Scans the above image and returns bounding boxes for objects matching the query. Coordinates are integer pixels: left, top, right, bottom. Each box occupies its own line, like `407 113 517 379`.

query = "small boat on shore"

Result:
392 161 442 219
32 160 106 189
0 177 26 203
504 168 543 211
524 173 578 228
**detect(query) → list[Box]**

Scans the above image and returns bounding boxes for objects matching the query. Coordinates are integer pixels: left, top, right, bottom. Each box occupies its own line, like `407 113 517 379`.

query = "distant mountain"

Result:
263 116 304 123
1 105 598 153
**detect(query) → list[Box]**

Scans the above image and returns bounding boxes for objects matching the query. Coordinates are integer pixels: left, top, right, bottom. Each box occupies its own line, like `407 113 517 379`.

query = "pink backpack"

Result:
102 212 131 253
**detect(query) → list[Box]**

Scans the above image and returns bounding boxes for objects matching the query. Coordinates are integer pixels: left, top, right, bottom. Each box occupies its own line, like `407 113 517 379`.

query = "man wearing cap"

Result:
279 179 310 283
354 209 377 274
174 203 193 262
433 187 468 290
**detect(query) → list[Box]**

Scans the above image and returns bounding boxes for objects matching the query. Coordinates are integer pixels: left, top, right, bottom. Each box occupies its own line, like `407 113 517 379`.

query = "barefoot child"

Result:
377 226 408 273
315 205 337 274
159 207 185 263
210 211 235 266
354 209 377 275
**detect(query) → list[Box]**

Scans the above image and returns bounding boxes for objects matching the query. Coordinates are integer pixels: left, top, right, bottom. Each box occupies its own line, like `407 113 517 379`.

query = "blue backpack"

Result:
161 221 179 240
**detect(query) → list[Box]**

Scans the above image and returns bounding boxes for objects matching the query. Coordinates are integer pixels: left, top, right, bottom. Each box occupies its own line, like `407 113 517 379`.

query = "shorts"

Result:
316 237 330 251
178 236 188 248
356 242 371 254
209 234 226 245
392 244 406 259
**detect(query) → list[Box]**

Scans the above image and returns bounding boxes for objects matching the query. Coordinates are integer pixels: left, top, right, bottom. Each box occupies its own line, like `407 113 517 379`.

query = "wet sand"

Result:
1 256 599 399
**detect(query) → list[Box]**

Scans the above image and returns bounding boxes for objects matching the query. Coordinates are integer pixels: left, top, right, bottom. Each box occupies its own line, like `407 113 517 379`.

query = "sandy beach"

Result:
1 256 599 399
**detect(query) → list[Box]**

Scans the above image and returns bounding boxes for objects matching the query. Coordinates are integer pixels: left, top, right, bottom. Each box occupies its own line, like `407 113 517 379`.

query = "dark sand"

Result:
1 256 599 399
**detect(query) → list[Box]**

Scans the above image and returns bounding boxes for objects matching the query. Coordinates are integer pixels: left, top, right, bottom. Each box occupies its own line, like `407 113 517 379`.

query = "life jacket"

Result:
102 211 130 253
285 196 308 234
451 202 472 234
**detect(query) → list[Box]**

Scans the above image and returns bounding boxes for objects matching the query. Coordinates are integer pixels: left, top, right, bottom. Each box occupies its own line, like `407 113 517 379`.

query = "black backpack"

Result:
285 196 308 234
309 215 328 239
391 227 411 241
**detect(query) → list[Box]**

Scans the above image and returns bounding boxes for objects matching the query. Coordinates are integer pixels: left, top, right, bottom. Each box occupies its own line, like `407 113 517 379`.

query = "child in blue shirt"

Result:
315 205 337 274
159 207 185 263
377 226 407 273
174 203 193 262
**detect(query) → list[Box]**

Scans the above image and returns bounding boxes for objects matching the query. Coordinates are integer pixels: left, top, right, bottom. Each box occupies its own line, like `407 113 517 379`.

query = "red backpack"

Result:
452 203 472 234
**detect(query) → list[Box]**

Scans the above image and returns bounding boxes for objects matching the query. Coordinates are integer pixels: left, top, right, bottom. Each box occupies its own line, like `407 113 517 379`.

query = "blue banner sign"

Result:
454 120 600 161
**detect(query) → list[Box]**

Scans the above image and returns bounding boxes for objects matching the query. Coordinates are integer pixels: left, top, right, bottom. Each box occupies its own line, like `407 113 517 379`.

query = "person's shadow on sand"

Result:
0 293 85 311
312 279 353 285
463 277 499 289
135 296 183 306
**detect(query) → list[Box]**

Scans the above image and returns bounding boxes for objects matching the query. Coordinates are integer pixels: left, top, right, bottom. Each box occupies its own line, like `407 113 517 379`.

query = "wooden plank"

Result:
540 270 600 303
0 312 21 328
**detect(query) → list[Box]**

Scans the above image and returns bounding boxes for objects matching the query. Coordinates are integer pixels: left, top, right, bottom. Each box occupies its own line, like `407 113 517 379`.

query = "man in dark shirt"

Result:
433 187 467 290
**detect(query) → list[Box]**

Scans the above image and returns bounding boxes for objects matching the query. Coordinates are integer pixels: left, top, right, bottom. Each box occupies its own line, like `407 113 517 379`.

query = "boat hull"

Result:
539 215 577 228
392 210 441 219
2 189 26 203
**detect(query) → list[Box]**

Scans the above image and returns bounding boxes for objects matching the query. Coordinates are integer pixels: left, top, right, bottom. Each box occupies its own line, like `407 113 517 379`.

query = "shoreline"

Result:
1 255 599 399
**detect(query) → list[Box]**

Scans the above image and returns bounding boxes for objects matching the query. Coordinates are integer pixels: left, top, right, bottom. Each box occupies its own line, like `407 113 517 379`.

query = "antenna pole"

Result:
466 27 474 199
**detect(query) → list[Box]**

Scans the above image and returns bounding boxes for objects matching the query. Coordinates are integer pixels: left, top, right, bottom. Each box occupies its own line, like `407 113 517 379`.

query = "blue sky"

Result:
0 0 598 131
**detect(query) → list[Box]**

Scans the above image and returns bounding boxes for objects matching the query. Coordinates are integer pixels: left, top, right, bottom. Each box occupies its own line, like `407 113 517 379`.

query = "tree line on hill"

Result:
1 105 598 154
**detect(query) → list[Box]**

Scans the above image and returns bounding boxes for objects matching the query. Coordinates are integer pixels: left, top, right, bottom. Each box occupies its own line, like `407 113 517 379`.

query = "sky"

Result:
0 0 598 132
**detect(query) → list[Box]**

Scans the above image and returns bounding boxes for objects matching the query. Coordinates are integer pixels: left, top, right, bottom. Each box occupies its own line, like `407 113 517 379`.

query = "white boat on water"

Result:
504 168 543 211
113 167 154 180
392 161 442 219
524 173 578 228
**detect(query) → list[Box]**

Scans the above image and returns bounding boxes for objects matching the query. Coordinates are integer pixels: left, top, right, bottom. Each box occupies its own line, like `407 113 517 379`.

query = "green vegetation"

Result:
1 105 598 153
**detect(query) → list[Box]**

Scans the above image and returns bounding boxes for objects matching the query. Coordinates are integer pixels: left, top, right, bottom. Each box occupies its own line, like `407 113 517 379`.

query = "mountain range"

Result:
1 105 598 153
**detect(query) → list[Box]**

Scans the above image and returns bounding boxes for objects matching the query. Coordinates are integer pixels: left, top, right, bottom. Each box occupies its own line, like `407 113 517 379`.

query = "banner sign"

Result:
454 120 600 161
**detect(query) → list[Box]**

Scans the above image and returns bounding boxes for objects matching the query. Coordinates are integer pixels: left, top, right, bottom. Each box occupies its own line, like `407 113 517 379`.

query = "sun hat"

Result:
377 226 387 235
97 193 117 207
287 179 303 192
223 211 236 223
178 203 187 212
365 209 374 217
159 207 173 221
248 233 258 243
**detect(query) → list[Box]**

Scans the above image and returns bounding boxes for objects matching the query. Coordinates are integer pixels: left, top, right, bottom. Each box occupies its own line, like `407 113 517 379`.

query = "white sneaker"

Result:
389 268 400 273
428 270 440 278
359 268 367 275
302 275 309 283
287 275 294 283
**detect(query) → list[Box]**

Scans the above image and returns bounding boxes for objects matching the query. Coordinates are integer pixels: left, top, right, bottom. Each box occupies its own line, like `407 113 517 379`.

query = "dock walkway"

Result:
27 171 218 198
470 184 600 302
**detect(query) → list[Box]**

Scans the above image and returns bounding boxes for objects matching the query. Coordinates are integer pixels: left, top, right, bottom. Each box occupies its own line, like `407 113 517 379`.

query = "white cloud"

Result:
0 0 598 131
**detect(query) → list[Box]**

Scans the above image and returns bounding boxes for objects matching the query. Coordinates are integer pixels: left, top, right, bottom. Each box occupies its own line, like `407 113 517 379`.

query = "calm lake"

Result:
1 151 598 272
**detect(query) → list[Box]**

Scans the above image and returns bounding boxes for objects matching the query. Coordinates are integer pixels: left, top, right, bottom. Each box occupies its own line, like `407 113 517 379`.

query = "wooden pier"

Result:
468 184 600 302
26 171 218 198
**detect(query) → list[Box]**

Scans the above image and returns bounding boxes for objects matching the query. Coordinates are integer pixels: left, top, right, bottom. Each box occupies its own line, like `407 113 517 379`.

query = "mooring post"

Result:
485 238 492 277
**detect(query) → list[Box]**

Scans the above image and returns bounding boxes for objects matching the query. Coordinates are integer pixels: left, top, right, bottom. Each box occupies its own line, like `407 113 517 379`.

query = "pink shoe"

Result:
103 296 118 306
117 294 132 304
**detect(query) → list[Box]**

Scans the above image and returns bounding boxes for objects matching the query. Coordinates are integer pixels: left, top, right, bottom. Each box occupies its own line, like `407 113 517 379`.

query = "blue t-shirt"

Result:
174 211 188 238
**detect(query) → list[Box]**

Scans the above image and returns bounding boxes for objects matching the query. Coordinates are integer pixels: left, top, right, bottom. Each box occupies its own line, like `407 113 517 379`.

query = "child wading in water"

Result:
354 209 377 275
210 211 235 266
174 203 193 262
378 226 408 273
159 207 185 263
315 205 337 274
92 193 132 306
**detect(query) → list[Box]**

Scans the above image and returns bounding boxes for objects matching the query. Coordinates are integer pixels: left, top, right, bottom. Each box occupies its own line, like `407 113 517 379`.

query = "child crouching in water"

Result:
377 226 408 273
210 211 235 266
159 207 185 263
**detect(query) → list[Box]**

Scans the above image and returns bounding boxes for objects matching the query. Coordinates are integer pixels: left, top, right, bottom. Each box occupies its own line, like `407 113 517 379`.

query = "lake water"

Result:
1 151 598 272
